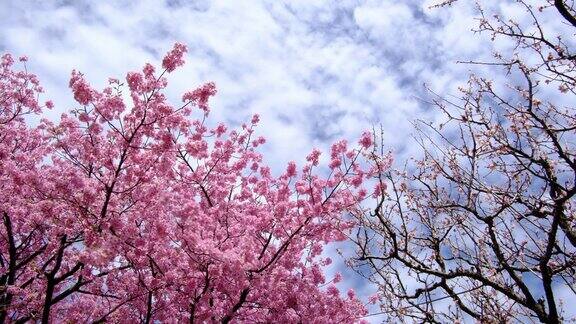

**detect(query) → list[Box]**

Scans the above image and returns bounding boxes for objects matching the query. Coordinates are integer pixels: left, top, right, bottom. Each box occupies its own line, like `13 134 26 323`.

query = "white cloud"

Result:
353 2 413 36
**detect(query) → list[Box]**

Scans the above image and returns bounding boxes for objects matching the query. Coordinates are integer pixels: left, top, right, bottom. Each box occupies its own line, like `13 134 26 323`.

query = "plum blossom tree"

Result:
0 44 376 322
351 1 576 323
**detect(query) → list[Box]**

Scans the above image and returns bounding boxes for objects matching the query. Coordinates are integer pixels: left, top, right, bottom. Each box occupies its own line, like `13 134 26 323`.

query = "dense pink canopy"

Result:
0 45 382 323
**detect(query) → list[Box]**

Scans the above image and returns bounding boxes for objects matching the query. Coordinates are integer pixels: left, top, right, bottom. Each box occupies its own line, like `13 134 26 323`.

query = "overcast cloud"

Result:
0 0 501 162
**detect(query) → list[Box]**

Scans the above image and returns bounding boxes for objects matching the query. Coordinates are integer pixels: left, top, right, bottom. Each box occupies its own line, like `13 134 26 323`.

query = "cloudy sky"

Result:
0 0 552 320
0 0 504 163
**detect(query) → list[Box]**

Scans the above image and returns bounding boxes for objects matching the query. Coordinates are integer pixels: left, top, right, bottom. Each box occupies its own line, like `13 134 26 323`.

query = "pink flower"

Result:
372 182 387 198
143 63 155 77
162 42 188 72
327 285 340 296
252 136 266 147
331 140 347 159
311 265 325 284
126 72 144 92
78 113 90 123
333 272 342 283
347 288 356 299
286 161 297 177
69 70 94 105
214 123 227 137
351 174 363 187
359 131 373 149
329 158 341 169
2 53 14 66
182 82 217 113
306 148 321 166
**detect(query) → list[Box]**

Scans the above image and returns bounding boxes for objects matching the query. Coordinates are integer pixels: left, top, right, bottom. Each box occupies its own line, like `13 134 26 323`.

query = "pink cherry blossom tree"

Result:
0 44 376 323
351 1 576 323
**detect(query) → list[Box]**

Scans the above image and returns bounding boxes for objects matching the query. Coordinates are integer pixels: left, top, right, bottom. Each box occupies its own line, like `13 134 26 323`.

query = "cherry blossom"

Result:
0 45 379 323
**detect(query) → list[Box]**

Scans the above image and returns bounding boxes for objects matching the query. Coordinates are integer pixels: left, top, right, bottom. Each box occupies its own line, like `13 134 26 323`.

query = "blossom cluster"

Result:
0 44 382 323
